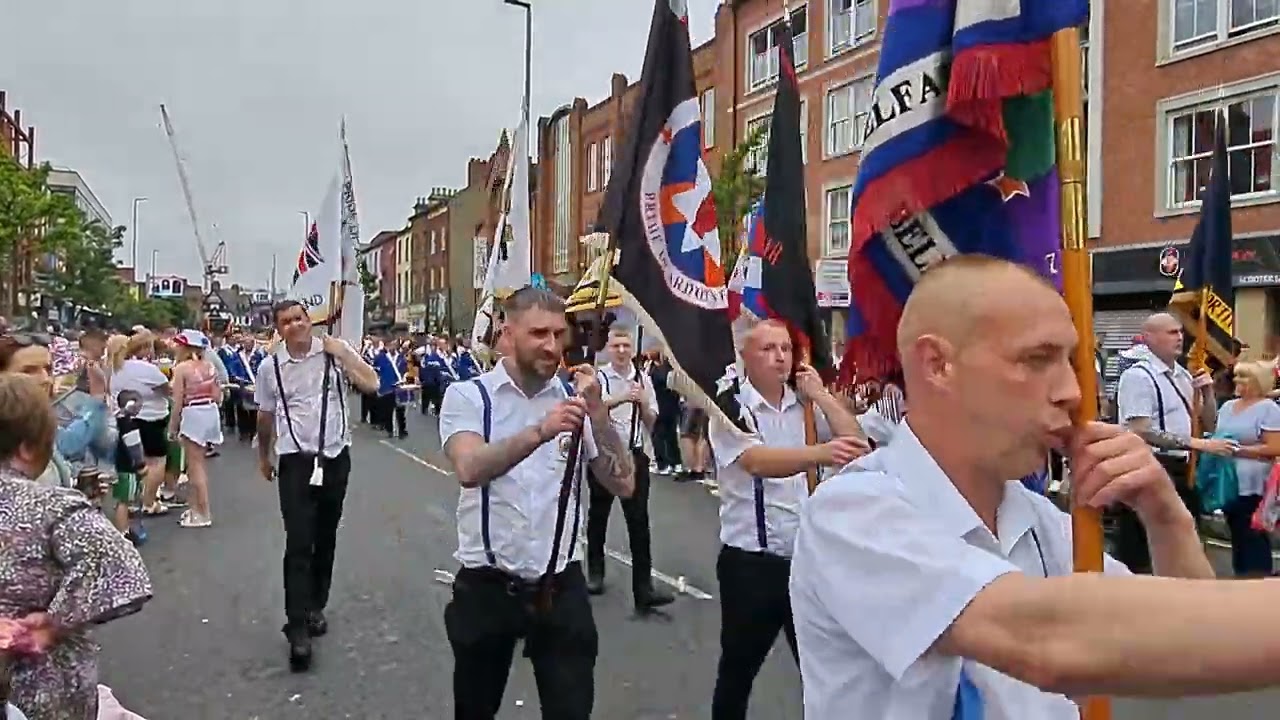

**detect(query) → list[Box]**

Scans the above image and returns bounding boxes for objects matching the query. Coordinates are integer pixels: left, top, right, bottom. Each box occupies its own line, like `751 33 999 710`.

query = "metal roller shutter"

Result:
1094 309 1150 399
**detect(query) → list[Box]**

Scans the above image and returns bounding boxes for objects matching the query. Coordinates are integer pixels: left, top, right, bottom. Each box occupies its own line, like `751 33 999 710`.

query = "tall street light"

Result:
504 0 532 120
131 196 148 269
298 210 311 238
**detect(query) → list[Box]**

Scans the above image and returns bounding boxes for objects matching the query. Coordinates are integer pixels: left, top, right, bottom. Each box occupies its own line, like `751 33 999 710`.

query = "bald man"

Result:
784 255 1280 719
1114 311 1227 573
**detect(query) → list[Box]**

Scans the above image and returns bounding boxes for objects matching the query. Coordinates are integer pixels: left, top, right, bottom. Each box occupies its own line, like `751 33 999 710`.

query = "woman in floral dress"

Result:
0 373 153 720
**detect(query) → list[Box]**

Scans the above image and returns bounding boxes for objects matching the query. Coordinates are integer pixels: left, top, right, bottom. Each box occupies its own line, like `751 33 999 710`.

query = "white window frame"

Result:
1166 0 1280 56
746 114 772 176
429 230 437 255
701 88 716 149
825 75 874 158
746 5 809 92
799 99 809 165
827 0 878 57
602 136 613 185
1155 76 1280 214
824 184 853 257
552 115 572 274
587 142 599 192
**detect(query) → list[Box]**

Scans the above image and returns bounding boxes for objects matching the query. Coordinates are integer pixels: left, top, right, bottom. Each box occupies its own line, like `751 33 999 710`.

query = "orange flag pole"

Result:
800 342 820 495
1050 26 1110 720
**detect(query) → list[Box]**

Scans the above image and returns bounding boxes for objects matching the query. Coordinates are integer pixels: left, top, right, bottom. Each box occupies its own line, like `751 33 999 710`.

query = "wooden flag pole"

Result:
1185 289 1211 488
1050 26 1111 720
800 342 820 495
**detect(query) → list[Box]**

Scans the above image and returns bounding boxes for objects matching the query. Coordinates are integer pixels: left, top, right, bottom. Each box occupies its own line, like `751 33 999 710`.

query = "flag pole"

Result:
801 342 820 495
1049 26 1111 720
1186 289 1210 487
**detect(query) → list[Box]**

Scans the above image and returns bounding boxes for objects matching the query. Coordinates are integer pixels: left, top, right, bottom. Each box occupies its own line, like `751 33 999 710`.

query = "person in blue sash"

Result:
419 336 453 416
222 333 263 442
372 339 409 438
453 337 480 381
214 333 240 431
359 337 380 424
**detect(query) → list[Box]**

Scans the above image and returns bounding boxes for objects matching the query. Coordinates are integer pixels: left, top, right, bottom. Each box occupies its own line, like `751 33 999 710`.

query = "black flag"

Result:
756 20 831 377
1170 116 1236 366
600 0 747 431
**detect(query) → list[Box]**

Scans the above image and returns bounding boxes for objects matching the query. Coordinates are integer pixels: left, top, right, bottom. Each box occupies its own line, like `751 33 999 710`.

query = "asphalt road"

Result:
94 407 1278 719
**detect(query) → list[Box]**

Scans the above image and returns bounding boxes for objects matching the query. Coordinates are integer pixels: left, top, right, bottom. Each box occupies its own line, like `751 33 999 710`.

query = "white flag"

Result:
472 101 532 346
336 119 364 346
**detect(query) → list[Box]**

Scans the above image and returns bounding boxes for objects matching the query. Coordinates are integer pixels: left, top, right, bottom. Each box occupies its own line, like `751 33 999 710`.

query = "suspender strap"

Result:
271 351 342 457
1134 365 1168 431
471 379 497 566
752 476 768 551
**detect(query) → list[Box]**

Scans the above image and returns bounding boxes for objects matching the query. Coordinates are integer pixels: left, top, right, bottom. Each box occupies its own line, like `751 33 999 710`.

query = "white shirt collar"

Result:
491 358 564 400
275 337 323 363
740 379 799 414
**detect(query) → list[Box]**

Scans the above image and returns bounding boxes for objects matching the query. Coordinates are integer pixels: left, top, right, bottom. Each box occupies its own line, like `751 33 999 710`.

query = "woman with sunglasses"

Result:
0 373 152 720
0 334 110 490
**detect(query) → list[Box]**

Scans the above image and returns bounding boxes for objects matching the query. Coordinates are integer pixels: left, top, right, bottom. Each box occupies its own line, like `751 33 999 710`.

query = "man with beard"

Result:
254 300 380 671
439 287 635 720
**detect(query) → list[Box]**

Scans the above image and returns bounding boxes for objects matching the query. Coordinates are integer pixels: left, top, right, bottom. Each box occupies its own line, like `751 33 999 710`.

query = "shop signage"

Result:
815 258 850 308
1092 235 1280 295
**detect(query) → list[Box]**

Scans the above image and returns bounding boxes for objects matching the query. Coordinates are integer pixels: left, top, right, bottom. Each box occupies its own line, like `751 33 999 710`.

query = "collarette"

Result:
1141 353 1189 379
601 362 636 382
740 379 798 414
885 422 1036 551
491 358 563 399
275 337 323 363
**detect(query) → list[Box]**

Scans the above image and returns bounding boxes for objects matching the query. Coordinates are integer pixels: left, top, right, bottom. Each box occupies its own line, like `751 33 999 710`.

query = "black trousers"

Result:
445 562 597 720
1113 455 1201 574
222 394 238 430
277 448 351 628
360 392 375 424
223 387 255 440
712 545 797 720
421 383 441 415
585 450 652 598
1224 493 1273 577
375 393 407 436
652 412 680 468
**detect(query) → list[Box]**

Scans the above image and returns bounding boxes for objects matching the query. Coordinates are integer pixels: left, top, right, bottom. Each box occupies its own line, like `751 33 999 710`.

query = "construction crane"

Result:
160 104 229 330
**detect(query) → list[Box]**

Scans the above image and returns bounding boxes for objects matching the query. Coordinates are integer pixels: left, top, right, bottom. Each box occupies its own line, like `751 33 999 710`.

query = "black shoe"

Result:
283 625 312 672
306 610 328 637
398 431 409 439
586 572 605 596
635 585 675 611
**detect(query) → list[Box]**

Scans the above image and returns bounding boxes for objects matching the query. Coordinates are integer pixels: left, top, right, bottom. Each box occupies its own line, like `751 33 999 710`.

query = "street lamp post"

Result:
131 197 148 269
504 0 532 120
299 210 311 237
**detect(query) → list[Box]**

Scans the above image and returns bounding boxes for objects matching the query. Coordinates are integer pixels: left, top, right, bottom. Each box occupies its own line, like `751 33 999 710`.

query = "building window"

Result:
602 136 613 185
799 99 809 164
747 6 809 91
1166 88 1277 208
826 76 874 157
440 230 447 253
552 115 572 274
825 185 852 256
701 88 716 149
429 230 437 255
746 115 771 175
828 0 877 55
1171 0 1279 53
587 142 599 192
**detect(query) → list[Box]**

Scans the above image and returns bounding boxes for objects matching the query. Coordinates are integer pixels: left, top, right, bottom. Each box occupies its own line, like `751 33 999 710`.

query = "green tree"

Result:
357 257 380 316
712 124 768 274
0 158 86 316
41 216 126 311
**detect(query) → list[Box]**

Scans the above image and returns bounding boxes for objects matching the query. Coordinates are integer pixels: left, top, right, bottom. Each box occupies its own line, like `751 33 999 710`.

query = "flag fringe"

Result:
946 41 1054 139
851 132 1005 251
839 248 905 387
612 281 752 440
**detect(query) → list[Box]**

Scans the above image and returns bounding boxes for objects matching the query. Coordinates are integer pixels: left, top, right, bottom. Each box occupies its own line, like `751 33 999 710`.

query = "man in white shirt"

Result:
440 287 635 720
706 319 868 720
254 300 380 672
1114 312 1227 572
583 327 675 611
787 256 1280 720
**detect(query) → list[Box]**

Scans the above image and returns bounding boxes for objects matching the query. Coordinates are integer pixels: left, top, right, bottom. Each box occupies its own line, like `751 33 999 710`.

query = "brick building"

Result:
1089 1 1280 358
0 91 38 318
533 41 718 289
410 188 456 334
361 229 399 325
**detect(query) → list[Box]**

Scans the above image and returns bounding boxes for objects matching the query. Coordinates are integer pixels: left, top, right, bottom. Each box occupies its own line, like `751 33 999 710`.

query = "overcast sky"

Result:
4 0 718 290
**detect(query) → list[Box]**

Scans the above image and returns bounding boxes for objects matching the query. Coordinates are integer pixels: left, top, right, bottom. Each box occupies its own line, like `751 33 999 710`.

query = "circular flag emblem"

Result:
1158 246 1181 277
639 97 727 311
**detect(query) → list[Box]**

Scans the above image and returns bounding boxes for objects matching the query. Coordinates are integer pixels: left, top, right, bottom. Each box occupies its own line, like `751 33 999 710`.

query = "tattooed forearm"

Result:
1133 428 1192 451
589 413 635 498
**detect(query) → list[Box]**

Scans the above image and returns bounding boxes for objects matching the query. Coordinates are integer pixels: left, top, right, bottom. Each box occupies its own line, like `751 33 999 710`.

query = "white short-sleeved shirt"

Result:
440 360 600 580
253 339 352 459
1117 355 1194 456
597 362 658 455
707 381 831 557
789 421 1129 720
109 359 170 421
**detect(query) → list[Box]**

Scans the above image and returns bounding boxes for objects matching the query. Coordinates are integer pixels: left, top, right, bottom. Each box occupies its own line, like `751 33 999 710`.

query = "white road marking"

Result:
1204 537 1280 560
383 440 715 600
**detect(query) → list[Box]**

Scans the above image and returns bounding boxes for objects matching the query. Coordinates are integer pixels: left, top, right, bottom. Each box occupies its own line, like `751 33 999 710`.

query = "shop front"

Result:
1092 234 1280 361
815 258 851 360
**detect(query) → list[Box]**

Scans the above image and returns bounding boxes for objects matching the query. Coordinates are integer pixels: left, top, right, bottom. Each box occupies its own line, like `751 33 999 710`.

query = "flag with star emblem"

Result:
840 0 1086 386
599 0 749 433
729 21 832 380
